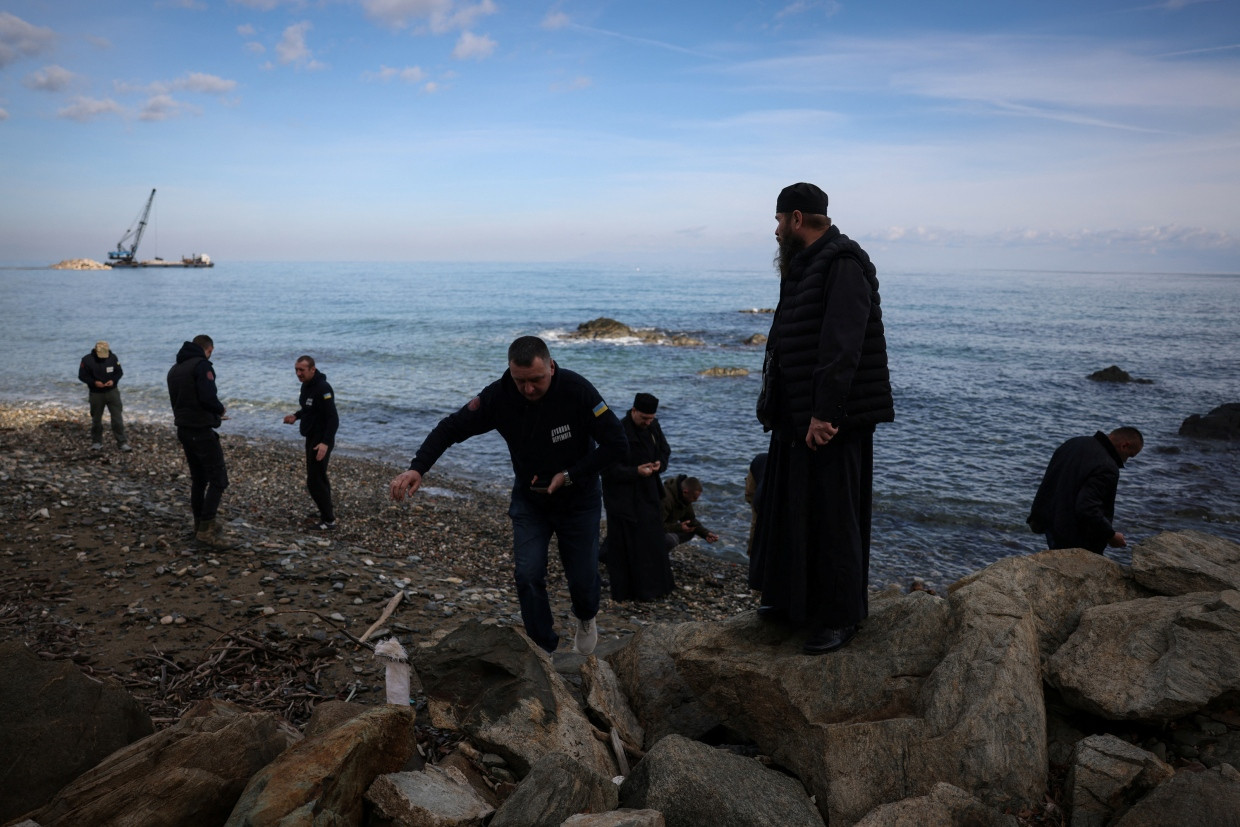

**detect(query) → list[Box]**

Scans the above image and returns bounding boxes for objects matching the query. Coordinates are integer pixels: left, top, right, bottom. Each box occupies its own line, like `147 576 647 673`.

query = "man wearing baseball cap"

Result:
78 340 130 452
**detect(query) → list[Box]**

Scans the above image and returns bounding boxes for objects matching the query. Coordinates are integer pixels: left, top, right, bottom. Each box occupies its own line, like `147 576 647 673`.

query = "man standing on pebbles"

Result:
390 336 626 656
79 340 131 452
284 355 339 531
167 334 232 548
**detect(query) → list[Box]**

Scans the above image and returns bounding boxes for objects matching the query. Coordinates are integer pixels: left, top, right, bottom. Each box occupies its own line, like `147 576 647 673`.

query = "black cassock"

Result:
601 414 673 601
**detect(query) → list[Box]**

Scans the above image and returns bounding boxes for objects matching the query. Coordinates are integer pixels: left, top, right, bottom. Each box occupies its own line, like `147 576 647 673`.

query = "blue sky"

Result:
1 0 1238 271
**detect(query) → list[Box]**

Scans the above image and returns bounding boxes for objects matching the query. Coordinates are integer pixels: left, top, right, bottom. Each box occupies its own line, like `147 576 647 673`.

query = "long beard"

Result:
774 234 806 280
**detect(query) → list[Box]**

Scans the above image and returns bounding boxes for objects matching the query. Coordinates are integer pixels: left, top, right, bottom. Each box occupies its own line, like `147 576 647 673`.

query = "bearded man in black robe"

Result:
602 393 674 601
750 182 894 654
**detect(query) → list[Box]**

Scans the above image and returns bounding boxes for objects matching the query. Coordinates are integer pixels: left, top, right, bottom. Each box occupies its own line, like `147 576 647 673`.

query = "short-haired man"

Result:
167 334 232 547
602 392 674 601
284 355 339 530
661 475 719 548
79 340 130 452
750 182 894 655
1027 427 1144 552
390 336 626 655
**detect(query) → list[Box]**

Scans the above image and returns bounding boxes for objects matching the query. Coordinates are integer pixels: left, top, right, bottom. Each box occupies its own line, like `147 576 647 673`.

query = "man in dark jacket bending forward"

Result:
1027 427 1143 553
750 182 894 655
390 336 626 655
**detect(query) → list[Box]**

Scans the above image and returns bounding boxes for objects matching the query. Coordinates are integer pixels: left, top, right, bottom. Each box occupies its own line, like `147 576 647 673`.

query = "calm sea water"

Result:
3 262 1237 589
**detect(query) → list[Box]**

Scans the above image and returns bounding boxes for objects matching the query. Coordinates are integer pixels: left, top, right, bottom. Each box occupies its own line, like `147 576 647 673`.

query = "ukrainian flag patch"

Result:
592 401 609 417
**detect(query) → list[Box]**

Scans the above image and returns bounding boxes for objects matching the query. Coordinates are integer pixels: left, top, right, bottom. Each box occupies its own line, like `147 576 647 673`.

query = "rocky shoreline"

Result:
0 402 753 722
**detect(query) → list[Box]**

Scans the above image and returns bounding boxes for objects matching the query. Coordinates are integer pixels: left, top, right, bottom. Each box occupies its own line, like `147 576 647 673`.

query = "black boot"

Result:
802 624 857 655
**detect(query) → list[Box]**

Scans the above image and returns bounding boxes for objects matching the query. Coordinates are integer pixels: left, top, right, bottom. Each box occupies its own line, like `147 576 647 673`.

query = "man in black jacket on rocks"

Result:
389 336 626 655
284 355 339 530
167 334 232 548
750 182 894 655
1027 427 1143 553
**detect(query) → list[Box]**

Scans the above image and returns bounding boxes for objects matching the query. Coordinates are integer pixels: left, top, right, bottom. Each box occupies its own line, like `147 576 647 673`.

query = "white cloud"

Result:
276 21 325 68
231 0 285 9
57 96 123 122
361 0 496 34
0 12 56 68
0 107 8 120
423 80 439 93
541 11 570 30
180 72 237 94
365 64 426 83
775 0 841 21
237 23 256 36
246 41 266 54
452 31 494 60
22 64 76 92
140 93 198 120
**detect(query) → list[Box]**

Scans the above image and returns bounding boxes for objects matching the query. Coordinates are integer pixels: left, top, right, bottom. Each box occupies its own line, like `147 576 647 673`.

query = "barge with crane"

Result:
107 188 214 268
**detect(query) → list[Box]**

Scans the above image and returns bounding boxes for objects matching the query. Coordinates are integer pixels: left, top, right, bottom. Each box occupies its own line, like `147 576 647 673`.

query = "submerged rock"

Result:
568 318 704 347
1088 365 1153 383
698 367 749 377
1179 402 1240 440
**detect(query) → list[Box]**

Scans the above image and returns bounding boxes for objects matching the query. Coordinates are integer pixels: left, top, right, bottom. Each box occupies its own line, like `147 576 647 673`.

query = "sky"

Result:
1 0 1239 272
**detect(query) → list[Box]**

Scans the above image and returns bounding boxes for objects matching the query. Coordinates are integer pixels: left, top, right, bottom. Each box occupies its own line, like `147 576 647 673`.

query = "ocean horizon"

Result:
4 260 1238 590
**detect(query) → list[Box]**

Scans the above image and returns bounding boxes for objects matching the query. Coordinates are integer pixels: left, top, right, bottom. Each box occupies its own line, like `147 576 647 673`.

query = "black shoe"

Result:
802 624 857 655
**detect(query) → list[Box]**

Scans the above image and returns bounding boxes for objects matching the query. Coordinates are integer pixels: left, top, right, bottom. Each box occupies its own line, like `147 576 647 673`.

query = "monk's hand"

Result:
390 469 423 502
806 417 838 450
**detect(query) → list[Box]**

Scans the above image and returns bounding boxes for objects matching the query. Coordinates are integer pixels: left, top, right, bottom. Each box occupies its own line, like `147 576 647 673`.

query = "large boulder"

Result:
414 621 615 778
670 582 1047 825
19 699 298 827
489 751 618 827
225 703 415 827
1179 402 1240 440
619 734 823 827
1047 590 1240 721
853 782 1018 827
1131 531 1240 596
1063 734 1174 827
0 642 153 823
365 764 494 826
950 548 1150 663
605 623 721 749
582 655 645 753
1111 763 1240 826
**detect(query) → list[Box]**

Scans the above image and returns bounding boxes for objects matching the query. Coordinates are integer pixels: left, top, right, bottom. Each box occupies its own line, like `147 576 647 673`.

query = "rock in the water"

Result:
567 317 703 347
854 782 1019 826
224 703 414 827
1064 734 1173 827
366 764 494 826
742 333 767 345
489 751 618 827
1179 402 1240 440
23 699 298 827
620 734 824 827
0 641 154 823
1110 763 1240 826
697 366 749 377
1048 590 1240 721
1088 365 1153 383
50 258 110 270
1131 530 1240 596
414 620 616 778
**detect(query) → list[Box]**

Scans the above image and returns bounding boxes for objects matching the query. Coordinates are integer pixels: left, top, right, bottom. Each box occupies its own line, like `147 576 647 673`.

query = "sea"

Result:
2 262 1238 590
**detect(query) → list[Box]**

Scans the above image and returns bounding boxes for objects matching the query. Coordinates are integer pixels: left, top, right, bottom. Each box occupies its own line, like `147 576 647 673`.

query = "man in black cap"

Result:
750 182 894 655
601 393 674 601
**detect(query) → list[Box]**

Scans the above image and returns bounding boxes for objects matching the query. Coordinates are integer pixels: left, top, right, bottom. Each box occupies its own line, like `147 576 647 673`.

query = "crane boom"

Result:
108 188 156 263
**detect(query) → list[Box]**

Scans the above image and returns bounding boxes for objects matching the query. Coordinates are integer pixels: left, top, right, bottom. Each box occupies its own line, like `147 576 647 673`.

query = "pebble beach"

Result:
0 403 754 725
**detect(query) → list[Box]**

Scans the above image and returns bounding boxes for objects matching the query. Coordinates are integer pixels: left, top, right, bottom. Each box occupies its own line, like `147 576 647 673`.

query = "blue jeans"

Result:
508 488 601 653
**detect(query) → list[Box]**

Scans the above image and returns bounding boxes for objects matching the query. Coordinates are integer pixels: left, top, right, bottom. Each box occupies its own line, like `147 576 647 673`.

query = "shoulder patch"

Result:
467 396 481 411
322 392 332 399
592 401 609 417
206 370 215 381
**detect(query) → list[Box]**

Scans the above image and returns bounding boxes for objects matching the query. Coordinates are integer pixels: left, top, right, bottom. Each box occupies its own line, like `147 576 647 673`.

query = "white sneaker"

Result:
573 615 598 655
91 443 103 450
119 443 132 453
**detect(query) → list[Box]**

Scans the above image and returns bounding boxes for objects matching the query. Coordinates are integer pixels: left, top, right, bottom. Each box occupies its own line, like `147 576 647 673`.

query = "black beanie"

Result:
776 182 828 215
633 393 659 414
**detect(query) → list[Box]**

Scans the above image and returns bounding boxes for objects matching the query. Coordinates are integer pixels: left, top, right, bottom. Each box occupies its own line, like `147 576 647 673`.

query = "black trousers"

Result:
177 427 228 522
306 443 334 522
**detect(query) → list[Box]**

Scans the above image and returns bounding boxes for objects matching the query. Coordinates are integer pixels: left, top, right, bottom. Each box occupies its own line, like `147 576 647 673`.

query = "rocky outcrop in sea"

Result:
567 318 705 347
50 258 111 270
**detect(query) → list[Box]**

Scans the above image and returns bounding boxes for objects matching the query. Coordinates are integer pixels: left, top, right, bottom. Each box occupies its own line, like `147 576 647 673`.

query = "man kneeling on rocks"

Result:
390 336 626 655
167 334 232 548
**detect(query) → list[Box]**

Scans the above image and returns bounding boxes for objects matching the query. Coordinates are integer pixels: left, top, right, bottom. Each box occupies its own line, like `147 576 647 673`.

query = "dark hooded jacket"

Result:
167 341 225 429
293 370 338 448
